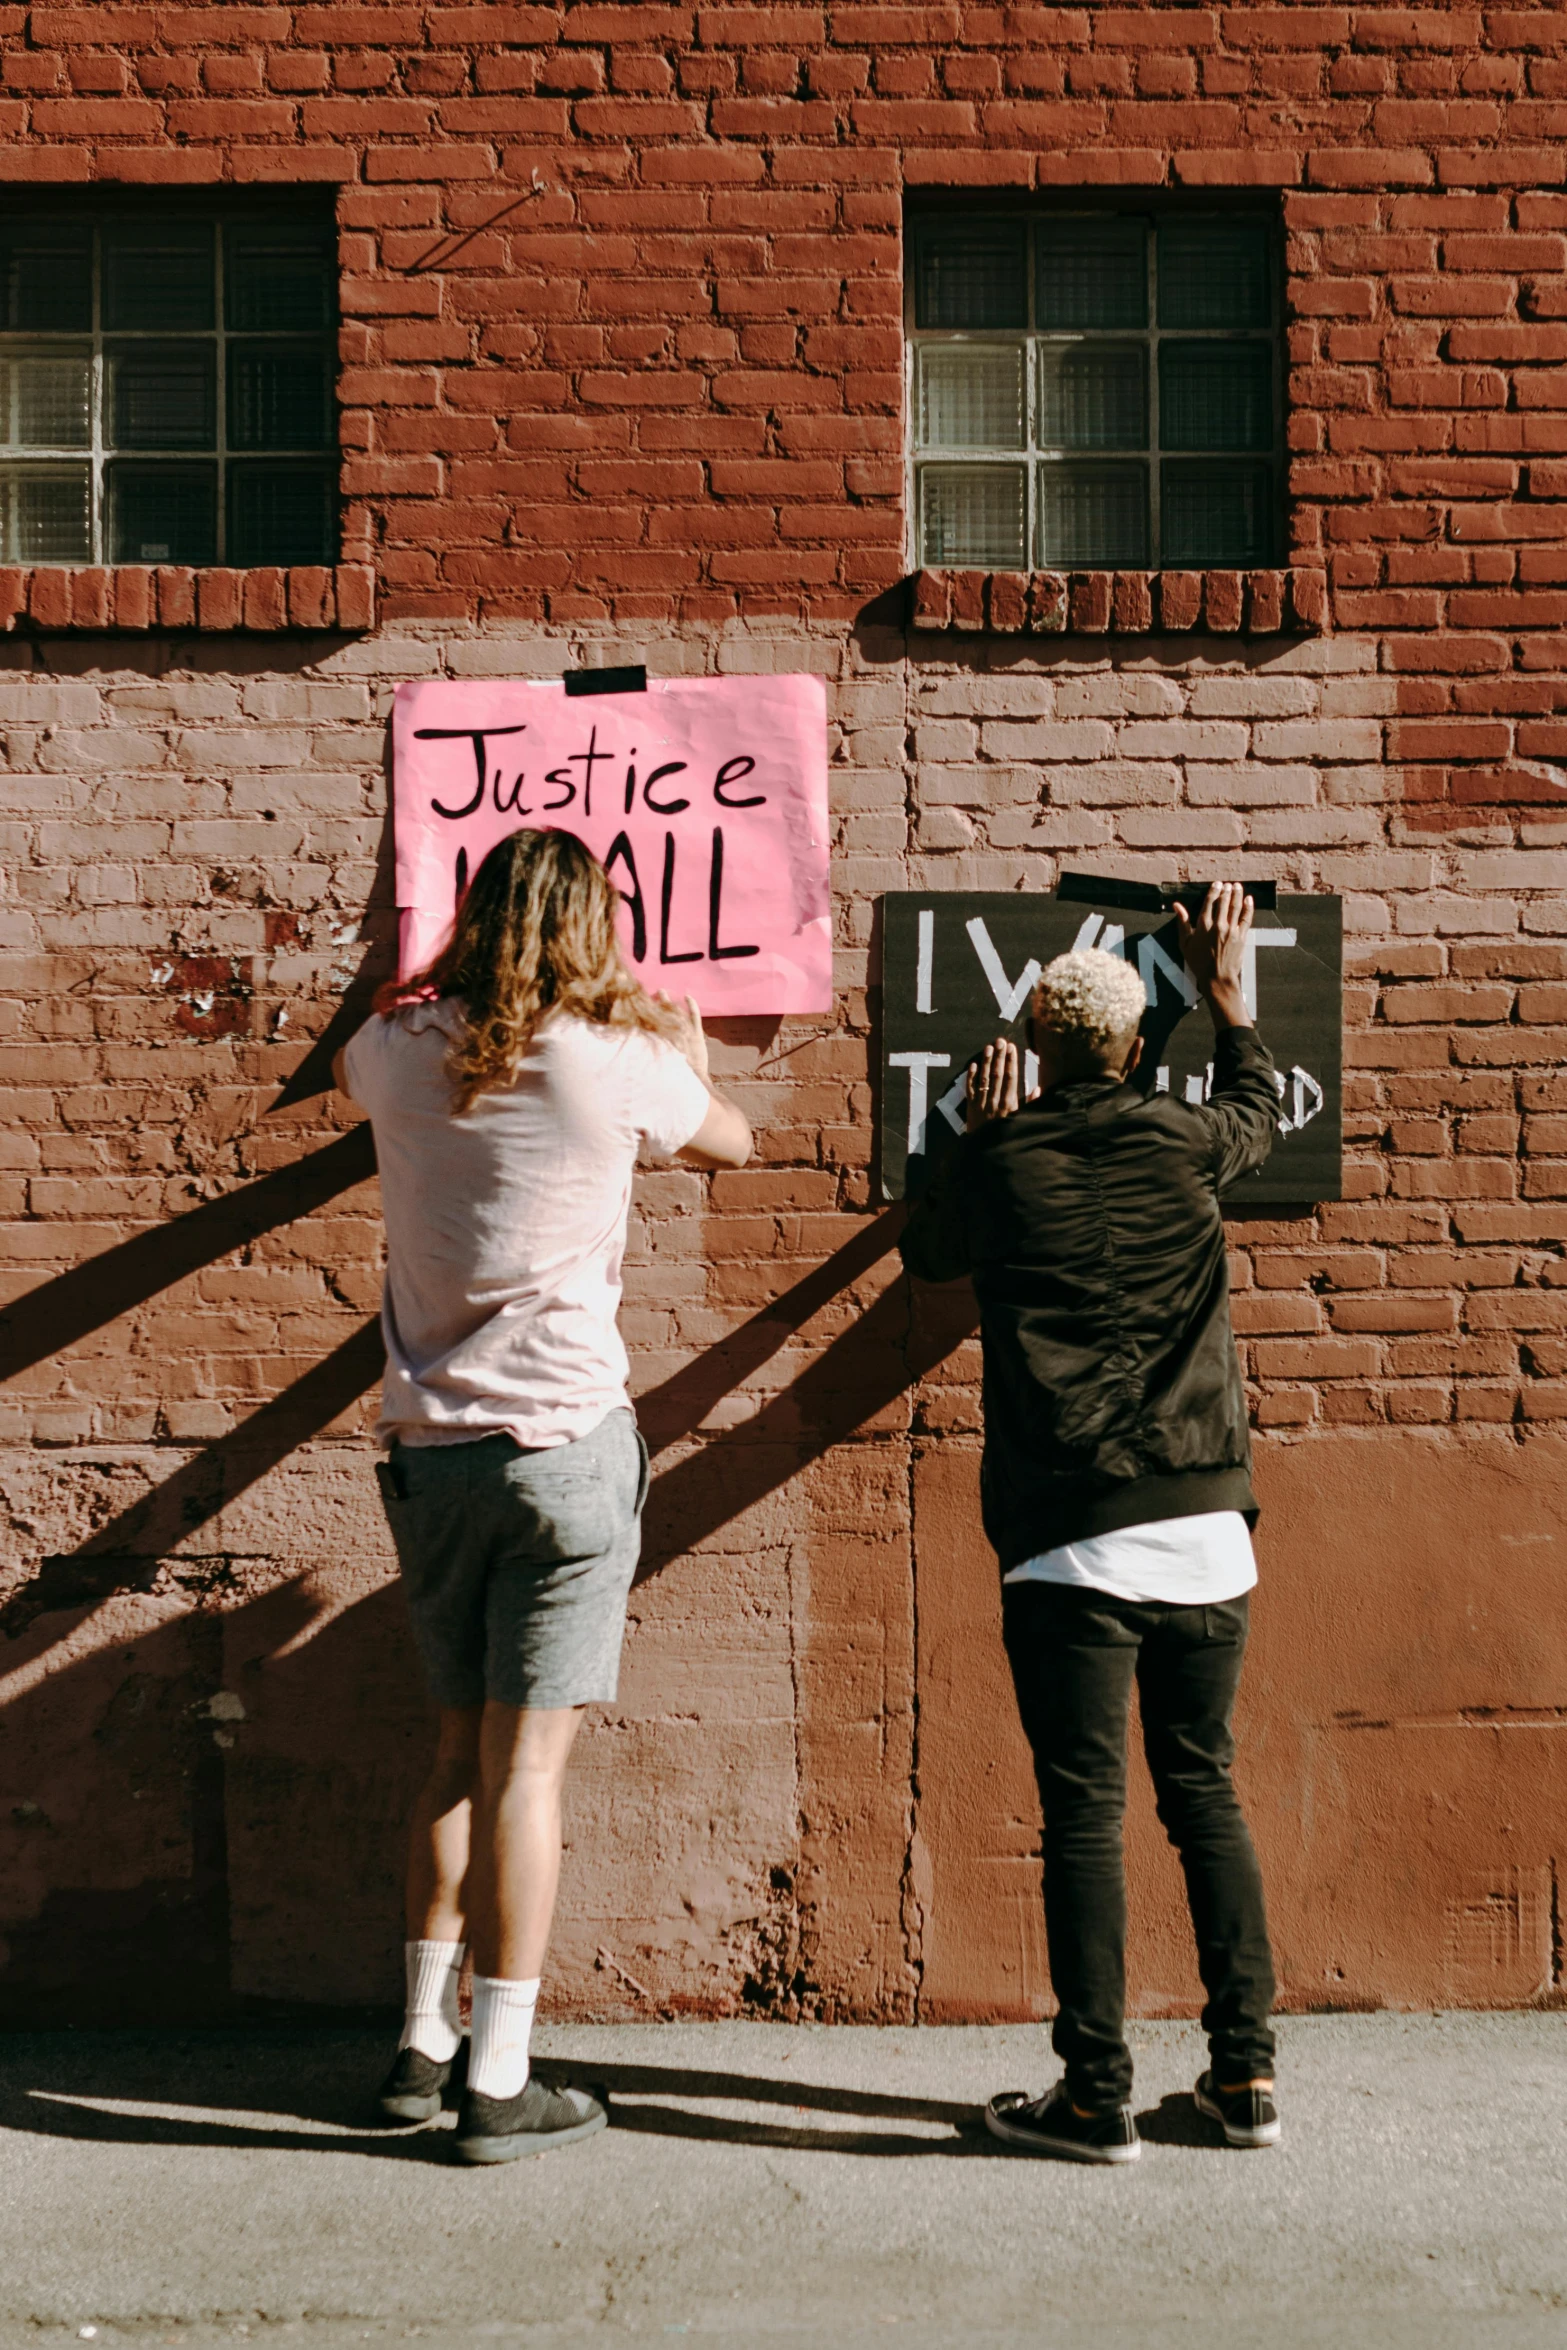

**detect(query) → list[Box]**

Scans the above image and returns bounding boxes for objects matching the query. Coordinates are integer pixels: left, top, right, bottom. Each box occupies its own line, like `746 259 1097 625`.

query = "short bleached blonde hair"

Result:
1034 948 1147 1071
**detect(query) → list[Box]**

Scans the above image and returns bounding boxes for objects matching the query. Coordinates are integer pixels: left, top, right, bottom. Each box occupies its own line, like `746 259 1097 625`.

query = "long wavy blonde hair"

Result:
375 829 679 1113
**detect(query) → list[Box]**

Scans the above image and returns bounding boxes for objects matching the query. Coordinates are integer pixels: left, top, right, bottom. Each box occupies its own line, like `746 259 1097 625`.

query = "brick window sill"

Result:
910 567 1328 638
0 564 376 633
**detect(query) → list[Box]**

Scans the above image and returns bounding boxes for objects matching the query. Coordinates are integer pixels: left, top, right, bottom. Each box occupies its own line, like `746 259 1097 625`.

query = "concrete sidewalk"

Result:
0 2015 1563 2350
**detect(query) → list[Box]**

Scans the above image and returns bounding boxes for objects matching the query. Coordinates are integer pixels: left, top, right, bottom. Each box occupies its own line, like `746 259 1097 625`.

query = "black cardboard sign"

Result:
878 889 1343 1207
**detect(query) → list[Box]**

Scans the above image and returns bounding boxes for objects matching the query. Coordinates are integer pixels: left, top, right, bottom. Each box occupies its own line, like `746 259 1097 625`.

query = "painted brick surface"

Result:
1 3 1565 2021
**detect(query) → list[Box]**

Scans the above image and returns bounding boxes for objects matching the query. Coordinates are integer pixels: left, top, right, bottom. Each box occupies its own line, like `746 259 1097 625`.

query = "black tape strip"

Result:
1056 871 1279 913
1165 878 1279 913
1056 872 1166 911
564 664 648 697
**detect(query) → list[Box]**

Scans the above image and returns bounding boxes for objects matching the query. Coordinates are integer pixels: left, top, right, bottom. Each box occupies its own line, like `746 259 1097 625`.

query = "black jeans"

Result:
1002 1582 1276 2111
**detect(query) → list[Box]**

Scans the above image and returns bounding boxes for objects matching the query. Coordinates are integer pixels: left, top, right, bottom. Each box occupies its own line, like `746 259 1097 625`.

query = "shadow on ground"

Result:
0 2028 1223 2162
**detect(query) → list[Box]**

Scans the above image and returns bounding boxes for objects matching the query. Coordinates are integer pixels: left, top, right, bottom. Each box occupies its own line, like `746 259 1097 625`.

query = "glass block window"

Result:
0 204 338 568
909 208 1282 572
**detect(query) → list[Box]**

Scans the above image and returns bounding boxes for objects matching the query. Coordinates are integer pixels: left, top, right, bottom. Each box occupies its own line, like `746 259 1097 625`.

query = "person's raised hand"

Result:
1175 882 1254 1026
659 990 710 1082
966 1037 1020 1131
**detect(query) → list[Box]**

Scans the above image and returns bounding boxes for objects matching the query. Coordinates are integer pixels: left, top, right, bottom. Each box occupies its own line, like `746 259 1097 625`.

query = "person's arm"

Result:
900 1035 1015 1283
661 995 753 1170
965 1037 1020 1130
681 1092 752 1169
332 1044 358 1106
1174 881 1280 1189
898 1145 974 1284
1174 881 1255 1037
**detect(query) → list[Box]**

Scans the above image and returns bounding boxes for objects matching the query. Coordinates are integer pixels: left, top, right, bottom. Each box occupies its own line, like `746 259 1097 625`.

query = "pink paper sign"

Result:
392 673 832 1015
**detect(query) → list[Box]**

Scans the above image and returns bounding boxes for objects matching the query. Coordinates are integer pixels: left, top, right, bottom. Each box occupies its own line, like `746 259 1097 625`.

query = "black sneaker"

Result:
373 2044 459 2125
453 2076 608 2164
984 2083 1140 2165
1194 2071 1281 2148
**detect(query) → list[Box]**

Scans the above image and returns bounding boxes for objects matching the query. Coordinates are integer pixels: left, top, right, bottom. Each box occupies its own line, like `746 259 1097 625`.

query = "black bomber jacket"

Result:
898 1026 1279 1571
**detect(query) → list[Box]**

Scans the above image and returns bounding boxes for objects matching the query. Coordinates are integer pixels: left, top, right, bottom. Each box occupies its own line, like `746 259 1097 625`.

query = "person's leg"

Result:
450 1415 641 2156
463 1700 585 2098
397 1703 482 2061
1002 1584 1143 2112
374 1440 488 2109
406 1703 483 1941
466 1701 585 1977
1135 1597 1276 2092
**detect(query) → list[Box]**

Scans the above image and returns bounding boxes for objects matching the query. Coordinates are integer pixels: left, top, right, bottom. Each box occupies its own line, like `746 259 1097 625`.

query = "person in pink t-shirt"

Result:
335 829 751 2164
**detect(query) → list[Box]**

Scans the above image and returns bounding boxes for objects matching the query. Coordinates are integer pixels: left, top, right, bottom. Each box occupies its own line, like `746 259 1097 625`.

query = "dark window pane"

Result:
227 342 334 450
224 224 335 331
1159 216 1272 329
108 343 216 450
109 463 218 564
227 461 336 564
1 464 91 561
1161 460 1276 565
1037 462 1148 567
0 225 92 331
919 465 1026 567
1159 341 1273 451
1039 344 1146 450
103 221 214 330
914 220 1027 330
1036 216 1148 329
917 344 1025 449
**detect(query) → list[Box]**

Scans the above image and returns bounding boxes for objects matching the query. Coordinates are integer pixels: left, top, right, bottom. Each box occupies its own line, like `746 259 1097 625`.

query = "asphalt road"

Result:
1 2014 1564 2350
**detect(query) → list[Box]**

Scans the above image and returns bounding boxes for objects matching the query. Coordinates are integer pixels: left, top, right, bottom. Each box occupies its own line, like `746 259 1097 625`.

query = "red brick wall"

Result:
1 4 1564 2022
3 5 1567 634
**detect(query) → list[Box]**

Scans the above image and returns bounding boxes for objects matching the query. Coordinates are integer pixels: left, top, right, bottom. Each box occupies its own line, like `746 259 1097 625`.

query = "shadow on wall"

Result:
0 689 977 2023
0 1579 425 2029
0 1186 972 2025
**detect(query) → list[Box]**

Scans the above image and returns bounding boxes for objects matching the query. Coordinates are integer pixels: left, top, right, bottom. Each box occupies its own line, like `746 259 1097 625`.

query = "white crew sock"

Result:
399 1938 466 2063
468 1974 541 2100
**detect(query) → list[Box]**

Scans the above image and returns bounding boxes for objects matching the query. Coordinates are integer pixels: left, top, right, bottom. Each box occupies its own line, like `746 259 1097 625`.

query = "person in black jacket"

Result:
900 883 1281 2165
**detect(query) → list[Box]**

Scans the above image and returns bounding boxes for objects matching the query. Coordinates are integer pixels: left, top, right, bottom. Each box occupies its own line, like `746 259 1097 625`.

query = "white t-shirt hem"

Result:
1003 1509 1257 1607
377 1394 632 1452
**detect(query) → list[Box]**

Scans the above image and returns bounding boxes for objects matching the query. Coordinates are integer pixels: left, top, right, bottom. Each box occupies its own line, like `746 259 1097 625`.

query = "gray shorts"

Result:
375 1409 648 1711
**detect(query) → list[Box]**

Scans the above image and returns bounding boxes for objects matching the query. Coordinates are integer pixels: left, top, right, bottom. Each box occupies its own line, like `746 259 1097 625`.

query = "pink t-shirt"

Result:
344 1001 710 1451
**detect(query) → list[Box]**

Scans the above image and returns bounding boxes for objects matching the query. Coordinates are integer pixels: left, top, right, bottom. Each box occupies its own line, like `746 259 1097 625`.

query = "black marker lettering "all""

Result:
599 827 759 967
